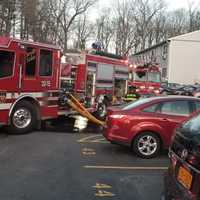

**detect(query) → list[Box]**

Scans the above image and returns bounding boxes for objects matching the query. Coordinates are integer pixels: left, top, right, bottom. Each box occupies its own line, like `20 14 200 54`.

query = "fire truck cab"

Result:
0 37 61 134
129 64 161 96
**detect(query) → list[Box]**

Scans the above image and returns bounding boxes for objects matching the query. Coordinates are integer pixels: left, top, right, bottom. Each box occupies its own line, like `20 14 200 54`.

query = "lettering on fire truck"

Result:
41 80 51 87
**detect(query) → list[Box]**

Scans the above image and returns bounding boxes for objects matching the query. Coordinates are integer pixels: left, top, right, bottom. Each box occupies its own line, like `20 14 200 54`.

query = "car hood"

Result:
107 105 132 116
107 105 124 114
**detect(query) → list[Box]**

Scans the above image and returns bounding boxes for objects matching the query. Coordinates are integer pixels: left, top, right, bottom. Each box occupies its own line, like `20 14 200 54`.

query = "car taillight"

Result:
187 154 198 166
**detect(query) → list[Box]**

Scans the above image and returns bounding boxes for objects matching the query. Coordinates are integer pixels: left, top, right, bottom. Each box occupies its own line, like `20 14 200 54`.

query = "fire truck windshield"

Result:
134 71 147 82
0 50 14 78
148 72 160 83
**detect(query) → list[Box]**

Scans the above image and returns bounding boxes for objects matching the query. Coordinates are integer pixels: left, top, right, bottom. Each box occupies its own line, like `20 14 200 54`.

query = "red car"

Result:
104 96 200 158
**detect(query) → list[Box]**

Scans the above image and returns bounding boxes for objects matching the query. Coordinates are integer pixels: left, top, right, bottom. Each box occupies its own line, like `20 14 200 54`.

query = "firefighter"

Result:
124 86 140 102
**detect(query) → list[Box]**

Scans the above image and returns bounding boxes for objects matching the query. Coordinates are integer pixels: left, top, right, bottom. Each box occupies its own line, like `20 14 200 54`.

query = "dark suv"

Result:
163 112 200 200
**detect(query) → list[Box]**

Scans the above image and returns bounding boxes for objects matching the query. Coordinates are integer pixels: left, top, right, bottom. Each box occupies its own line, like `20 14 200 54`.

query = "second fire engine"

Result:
128 63 161 96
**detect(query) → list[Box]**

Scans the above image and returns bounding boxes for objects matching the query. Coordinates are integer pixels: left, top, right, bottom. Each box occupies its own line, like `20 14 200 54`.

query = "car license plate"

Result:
177 166 193 190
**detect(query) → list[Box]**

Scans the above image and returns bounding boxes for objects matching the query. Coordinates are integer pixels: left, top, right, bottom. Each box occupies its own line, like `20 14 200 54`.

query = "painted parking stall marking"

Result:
93 183 112 189
78 135 109 144
84 165 168 170
95 190 115 197
82 148 96 156
93 183 115 197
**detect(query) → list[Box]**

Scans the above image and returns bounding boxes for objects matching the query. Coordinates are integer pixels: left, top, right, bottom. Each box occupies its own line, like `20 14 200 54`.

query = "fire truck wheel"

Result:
7 101 37 134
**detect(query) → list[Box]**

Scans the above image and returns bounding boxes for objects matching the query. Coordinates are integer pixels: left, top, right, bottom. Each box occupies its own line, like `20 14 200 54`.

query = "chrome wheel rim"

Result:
13 108 31 129
138 135 157 156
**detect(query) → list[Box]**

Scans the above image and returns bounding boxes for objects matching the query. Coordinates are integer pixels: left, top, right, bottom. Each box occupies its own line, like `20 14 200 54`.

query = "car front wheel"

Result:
133 132 161 158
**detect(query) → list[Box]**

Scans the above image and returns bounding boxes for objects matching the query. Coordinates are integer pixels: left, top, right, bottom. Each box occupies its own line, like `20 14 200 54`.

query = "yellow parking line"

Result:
77 135 109 143
78 135 102 143
95 190 115 197
84 165 168 170
93 183 112 189
92 138 107 142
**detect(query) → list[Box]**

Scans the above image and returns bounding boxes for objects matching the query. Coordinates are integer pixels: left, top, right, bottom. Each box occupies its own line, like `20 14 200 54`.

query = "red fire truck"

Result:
128 64 161 96
0 37 128 134
60 51 129 108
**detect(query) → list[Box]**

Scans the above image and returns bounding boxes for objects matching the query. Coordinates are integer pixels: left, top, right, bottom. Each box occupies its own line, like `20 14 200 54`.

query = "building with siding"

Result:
131 30 200 84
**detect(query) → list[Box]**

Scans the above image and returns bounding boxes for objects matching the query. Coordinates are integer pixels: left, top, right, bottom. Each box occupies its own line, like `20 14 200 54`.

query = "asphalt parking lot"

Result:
0 125 169 200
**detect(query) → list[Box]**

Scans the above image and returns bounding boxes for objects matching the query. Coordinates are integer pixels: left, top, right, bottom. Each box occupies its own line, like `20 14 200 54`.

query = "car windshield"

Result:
122 98 152 110
0 50 14 78
148 72 160 83
181 113 200 135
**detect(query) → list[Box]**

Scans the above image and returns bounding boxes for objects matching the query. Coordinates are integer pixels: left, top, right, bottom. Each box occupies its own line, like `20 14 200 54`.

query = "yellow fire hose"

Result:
67 94 105 126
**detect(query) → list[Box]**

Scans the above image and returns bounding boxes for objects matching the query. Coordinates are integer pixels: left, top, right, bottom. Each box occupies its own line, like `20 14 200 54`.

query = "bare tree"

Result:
73 13 94 50
17 0 39 40
187 0 200 31
150 13 167 44
48 0 96 52
0 0 16 35
95 8 115 52
132 0 166 51
165 9 188 38
113 0 137 55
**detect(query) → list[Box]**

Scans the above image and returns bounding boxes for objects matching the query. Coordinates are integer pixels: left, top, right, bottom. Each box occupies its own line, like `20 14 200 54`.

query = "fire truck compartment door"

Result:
75 64 86 92
97 64 114 80
114 65 129 80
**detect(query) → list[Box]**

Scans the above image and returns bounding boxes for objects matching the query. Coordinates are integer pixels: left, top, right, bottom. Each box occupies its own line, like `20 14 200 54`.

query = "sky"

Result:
89 0 200 22
167 0 199 10
95 0 200 10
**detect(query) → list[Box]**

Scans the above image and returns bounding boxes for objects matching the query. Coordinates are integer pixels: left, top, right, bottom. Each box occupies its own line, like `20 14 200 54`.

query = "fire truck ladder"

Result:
67 94 105 126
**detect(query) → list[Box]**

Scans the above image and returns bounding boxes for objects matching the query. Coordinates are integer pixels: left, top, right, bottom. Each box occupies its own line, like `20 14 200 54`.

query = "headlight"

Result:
149 86 154 90
140 86 145 89
154 90 160 94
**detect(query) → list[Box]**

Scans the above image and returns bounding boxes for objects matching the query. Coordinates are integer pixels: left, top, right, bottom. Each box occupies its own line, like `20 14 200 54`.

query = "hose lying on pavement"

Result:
67 94 105 127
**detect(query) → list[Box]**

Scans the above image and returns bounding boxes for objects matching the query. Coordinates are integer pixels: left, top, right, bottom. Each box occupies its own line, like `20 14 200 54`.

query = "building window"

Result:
162 68 167 78
162 44 168 60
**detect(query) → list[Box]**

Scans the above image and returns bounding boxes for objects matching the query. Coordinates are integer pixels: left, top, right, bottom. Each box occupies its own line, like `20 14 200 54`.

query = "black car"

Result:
163 112 200 200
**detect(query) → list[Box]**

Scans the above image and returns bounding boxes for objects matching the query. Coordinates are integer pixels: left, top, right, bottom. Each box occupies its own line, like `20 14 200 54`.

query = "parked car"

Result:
160 83 183 95
104 96 200 158
163 111 200 200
